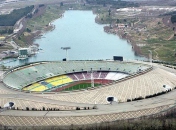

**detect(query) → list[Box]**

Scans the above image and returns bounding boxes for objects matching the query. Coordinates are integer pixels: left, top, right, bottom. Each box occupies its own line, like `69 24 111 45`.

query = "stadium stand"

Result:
99 72 109 79
23 71 129 92
42 68 176 104
23 75 73 92
93 72 100 79
67 74 78 81
23 83 47 92
48 75 73 87
74 73 85 80
83 73 91 79
105 72 128 80
3 61 150 91
0 83 14 94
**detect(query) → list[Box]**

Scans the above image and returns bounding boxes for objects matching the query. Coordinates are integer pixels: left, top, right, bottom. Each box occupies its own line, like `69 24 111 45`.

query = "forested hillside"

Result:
0 5 34 26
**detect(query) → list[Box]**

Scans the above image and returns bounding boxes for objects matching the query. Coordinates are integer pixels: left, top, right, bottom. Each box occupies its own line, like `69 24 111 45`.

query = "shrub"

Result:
76 107 80 110
26 107 29 111
127 99 131 102
93 105 98 109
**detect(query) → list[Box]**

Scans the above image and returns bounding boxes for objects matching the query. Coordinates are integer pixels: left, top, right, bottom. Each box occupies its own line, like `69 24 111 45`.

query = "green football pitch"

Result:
63 83 101 91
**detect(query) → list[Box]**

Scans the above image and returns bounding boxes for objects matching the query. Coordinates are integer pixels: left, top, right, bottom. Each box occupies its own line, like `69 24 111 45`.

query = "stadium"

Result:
0 60 176 128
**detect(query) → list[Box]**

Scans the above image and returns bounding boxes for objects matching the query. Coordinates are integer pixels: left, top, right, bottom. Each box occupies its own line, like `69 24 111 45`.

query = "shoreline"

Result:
93 10 147 59
31 12 65 45
102 23 148 59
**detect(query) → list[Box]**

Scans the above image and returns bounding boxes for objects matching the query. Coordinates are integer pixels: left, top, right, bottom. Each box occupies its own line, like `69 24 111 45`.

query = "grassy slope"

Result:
128 17 176 62
26 3 95 32
16 5 64 47
27 5 64 32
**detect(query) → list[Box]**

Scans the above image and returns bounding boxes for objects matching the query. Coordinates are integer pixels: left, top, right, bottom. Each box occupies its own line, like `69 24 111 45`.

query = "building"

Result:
117 24 127 30
18 48 30 59
13 28 20 34
29 45 38 55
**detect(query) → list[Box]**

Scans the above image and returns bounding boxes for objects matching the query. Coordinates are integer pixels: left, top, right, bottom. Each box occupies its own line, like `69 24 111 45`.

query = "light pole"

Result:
87 70 95 88
90 70 94 88
148 50 152 67
61 47 71 61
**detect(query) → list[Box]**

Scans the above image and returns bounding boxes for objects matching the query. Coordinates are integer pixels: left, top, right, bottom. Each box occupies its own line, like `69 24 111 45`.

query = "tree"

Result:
8 29 13 34
26 13 32 18
171 15 176 23
0 5 34 26
60 2 64 6
26 28 31 33
108 9 111 16
39 4 45 7
1 65 6 71
103 3 106 7
34 9 39 14
116 19 120 23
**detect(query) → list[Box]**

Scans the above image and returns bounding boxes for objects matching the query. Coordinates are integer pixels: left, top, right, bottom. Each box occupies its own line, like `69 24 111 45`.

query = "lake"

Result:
1 10 146 67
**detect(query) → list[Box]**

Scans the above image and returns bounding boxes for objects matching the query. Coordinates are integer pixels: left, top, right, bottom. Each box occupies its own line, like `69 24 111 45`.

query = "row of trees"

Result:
0 28 13 35
86 0 139 8
171 15 176 23
0 5 34 26
162 11 176 23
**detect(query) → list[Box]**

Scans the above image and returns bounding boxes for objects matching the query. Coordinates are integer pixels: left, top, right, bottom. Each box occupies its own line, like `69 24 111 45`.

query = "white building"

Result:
18 48 30 59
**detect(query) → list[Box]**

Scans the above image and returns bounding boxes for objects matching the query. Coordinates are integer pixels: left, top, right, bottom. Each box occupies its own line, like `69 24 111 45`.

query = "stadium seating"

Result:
46 75 73 87
105 72 128 80
23 83 47 92
3 61 151 90
74 73 85 80
99 72 109 79
43 68 176 104
23 75 73 92
67 74 78 81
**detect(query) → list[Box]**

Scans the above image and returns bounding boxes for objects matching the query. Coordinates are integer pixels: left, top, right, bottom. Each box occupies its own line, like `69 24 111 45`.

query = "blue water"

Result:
1 11 146 67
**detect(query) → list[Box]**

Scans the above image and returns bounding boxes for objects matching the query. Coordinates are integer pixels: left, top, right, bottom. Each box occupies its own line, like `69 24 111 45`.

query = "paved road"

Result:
0 89 176 117
9 41 19 50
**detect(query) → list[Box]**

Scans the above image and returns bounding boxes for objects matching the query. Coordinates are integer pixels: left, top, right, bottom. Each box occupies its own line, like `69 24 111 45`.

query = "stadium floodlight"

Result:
87 70 96 88
61 47 71 61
